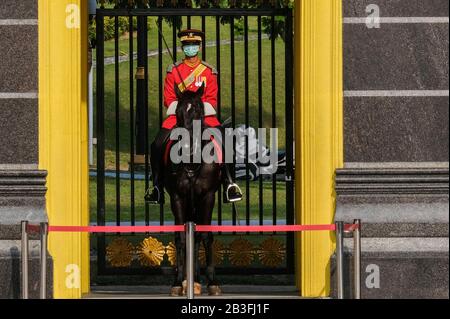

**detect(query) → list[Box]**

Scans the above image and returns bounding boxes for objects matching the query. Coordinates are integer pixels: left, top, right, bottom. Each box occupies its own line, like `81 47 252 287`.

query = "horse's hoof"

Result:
194 282 202 295
182 280 202 295
170 286 183 297
208 285 222 296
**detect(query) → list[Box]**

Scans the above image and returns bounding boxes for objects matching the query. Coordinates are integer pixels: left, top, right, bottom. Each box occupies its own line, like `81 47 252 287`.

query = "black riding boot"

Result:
145 128 171 204
222 163 243 203
218 126 243 203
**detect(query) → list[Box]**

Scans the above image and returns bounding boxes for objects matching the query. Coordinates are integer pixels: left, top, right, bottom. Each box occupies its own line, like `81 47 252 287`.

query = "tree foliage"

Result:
92 0 293 42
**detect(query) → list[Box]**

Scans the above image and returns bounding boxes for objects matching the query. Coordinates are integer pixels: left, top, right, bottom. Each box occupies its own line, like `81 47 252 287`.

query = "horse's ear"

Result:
196 82 205 97
174 83 182 99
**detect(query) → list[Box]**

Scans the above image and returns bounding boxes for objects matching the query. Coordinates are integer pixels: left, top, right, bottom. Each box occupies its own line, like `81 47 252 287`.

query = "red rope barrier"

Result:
26 224 41 234
46 223 359 233
48 225 185 233
196 224 336 232
344 224 360 232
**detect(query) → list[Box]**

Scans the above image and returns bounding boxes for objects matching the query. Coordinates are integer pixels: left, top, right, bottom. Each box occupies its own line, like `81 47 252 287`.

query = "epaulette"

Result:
201 61 218 75
167 61 182 73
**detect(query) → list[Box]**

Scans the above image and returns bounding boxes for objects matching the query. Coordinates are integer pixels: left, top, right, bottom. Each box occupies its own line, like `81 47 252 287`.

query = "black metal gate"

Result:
95 5 294 277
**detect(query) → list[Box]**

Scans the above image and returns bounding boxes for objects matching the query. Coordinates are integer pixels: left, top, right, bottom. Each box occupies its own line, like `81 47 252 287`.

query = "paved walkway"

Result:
84 285 303 299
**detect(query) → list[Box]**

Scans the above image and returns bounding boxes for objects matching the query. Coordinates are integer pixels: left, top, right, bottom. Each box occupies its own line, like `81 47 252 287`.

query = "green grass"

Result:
90 177 287 223
98 16 262 58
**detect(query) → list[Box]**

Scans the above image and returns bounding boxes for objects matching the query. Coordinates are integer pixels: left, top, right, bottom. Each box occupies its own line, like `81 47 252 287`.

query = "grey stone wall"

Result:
0 0 39 165
332 167 449 298
334 0 449 299
343 0 449 163
0 0 52 298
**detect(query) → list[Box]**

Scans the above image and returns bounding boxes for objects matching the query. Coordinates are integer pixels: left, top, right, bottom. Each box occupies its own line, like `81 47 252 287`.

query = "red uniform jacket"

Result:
162 60 221 129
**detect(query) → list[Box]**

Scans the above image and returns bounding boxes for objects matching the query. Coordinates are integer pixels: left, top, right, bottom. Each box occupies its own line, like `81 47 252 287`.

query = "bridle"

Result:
173 99 206 179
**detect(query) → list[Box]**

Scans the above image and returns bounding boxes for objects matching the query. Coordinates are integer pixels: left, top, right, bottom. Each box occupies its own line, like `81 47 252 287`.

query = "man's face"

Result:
182 41 201 57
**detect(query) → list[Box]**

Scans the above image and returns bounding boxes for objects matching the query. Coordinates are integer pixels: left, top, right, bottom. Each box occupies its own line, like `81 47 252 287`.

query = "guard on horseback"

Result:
145 29 243 205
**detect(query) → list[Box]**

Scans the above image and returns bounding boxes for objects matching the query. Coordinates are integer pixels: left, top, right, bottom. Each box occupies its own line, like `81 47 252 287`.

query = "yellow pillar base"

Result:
39 0 90 298
295 0 344 297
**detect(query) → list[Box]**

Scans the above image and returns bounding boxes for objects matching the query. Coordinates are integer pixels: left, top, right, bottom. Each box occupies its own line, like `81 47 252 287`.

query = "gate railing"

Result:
21 220 362 299
95 7 295 275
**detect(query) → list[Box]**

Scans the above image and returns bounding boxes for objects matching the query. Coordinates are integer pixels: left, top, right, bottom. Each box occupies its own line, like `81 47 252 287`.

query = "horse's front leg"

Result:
204 232 220 290
192 232 203 295
194 232 202 283
170 195 186 297
198 191 222 296
172 231 185 296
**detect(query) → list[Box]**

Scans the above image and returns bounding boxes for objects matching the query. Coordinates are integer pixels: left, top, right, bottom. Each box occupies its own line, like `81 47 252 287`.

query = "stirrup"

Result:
145 186 165 204
225 183 243 203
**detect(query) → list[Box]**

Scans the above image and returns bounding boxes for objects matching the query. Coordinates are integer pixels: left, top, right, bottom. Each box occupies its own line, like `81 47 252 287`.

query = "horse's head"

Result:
175 83 205 131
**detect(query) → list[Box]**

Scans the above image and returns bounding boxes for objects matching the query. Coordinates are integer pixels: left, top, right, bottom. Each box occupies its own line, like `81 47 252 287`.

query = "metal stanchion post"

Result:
335 221 344 299
353 219 361 299
40 222 48 299
21 221 29 299
186 222 195 300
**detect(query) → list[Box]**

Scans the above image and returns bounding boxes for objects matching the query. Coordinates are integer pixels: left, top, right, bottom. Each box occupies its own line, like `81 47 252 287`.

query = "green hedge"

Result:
90 17 156 42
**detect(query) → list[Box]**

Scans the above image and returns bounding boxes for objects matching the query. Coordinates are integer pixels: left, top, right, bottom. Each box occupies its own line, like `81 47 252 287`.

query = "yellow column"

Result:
294 0 344 297
39 0 90 298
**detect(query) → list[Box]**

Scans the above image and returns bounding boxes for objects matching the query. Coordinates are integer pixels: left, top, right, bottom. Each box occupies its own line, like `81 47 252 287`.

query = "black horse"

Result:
164 84 223 296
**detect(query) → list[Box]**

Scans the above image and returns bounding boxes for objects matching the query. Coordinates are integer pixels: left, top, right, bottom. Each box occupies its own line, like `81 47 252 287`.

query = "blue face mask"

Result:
183 44 200 57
